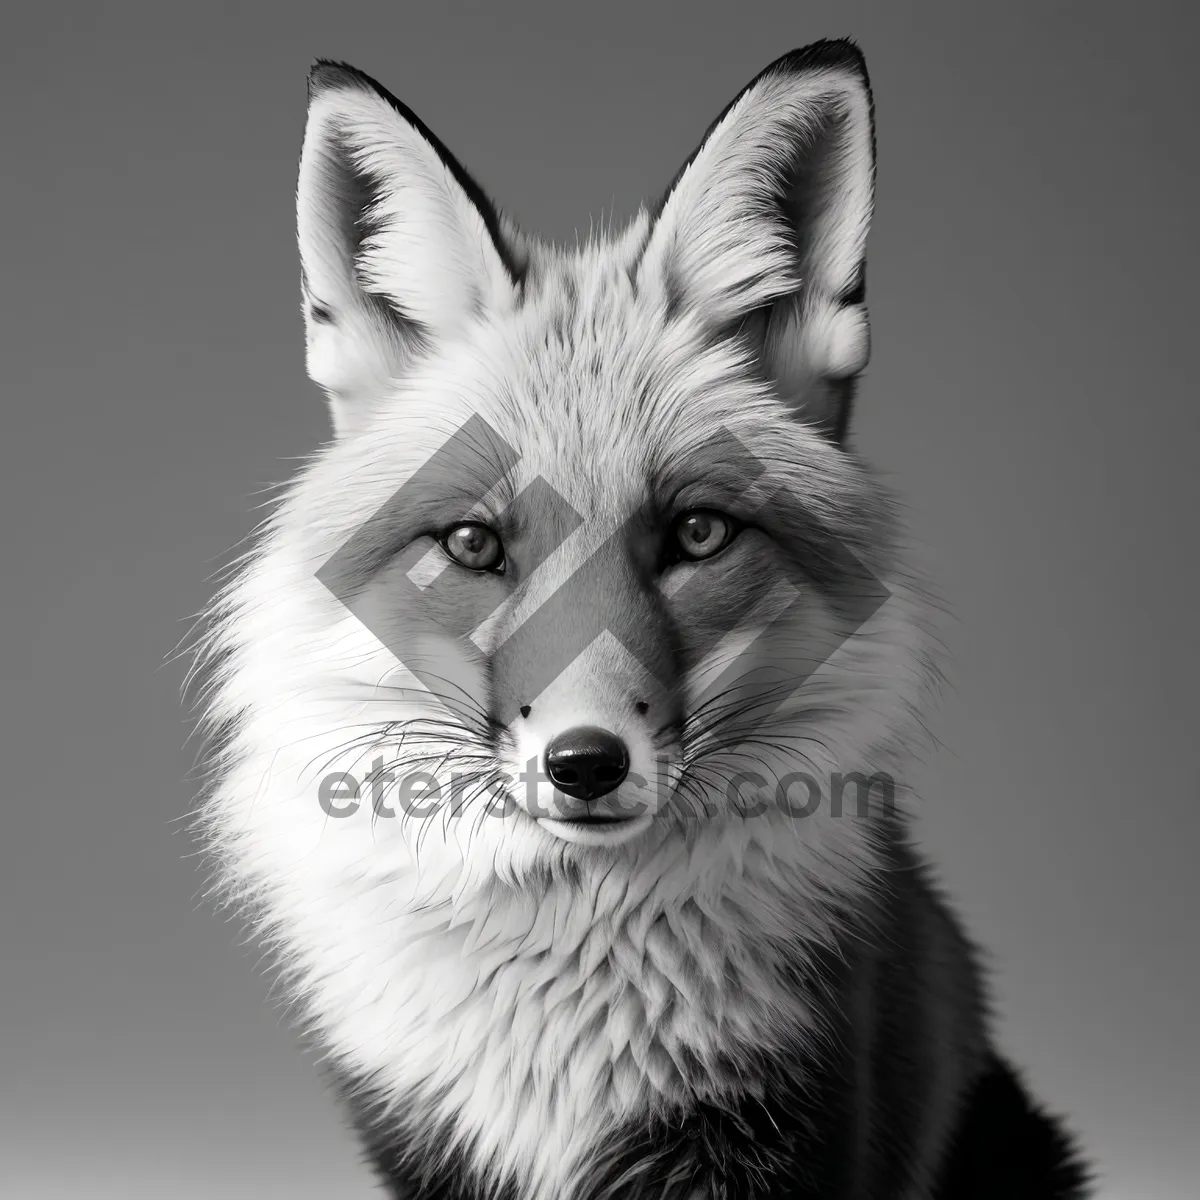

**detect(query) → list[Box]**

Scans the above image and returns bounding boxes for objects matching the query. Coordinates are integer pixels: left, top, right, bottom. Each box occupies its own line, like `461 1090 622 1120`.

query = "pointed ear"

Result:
297 62 520 435
638 40 875 443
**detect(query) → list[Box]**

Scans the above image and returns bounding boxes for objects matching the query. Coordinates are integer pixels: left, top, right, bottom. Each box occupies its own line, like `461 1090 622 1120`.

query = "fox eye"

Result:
442 523 504 572
673 510 736 561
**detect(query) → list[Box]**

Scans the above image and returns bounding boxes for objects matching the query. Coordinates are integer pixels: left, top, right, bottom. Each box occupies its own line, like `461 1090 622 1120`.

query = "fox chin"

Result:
191 38 1091 1200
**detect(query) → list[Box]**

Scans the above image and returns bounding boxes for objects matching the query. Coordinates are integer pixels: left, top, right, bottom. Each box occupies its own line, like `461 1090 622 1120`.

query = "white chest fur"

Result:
300 832 837 1200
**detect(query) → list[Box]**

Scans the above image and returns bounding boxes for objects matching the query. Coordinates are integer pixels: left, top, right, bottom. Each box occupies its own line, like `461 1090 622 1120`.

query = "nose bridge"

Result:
489 520 679 725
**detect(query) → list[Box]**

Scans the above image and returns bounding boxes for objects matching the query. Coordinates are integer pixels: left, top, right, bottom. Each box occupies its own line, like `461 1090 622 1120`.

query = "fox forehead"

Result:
361 245 798 518
308 272 873 605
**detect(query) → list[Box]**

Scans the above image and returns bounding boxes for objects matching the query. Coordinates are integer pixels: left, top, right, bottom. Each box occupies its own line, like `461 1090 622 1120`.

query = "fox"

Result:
191 39 1091 1200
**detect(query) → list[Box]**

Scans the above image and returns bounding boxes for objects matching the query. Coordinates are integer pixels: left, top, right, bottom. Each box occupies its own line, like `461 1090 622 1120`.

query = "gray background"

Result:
2 2 1196 1196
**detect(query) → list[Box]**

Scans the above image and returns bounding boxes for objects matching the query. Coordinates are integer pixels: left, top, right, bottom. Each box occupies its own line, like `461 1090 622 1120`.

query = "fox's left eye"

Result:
673 510 736 561
442 523 505 572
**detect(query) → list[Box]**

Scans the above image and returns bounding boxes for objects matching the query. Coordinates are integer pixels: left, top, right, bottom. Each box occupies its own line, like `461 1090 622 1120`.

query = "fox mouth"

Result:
536 811 653 847
558 813 630 826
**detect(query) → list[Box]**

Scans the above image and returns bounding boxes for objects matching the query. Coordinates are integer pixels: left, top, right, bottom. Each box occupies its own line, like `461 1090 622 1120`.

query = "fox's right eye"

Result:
442 523 505 573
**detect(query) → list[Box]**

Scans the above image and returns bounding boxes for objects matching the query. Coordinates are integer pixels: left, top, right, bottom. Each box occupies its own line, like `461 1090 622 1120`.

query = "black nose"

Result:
544 726 630 801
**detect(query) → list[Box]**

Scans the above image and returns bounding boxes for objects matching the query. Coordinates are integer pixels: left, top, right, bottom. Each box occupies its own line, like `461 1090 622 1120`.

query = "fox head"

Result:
196 41 937 992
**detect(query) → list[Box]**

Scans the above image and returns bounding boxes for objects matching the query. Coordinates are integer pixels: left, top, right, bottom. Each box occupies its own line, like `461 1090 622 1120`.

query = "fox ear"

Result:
297 62 519 435
638 41 875 444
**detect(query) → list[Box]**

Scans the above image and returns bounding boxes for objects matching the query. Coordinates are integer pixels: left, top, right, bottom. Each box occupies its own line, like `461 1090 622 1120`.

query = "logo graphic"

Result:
316 414 889 737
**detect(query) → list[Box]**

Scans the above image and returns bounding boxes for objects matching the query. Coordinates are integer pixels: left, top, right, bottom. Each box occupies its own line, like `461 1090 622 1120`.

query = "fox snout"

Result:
499 627 678 844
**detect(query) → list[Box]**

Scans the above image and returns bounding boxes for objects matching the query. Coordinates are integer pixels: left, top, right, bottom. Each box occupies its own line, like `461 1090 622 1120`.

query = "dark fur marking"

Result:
932 1057 1091 1200
839 261 867 309
338 1052 1090 1199
327 1069 512 1200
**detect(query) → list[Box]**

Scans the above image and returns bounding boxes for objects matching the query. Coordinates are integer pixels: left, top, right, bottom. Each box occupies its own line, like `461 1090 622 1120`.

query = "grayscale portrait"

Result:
3 4 1196 1198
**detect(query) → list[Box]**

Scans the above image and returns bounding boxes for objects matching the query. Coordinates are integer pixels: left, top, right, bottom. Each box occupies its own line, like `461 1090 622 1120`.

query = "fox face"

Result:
308 263 900 863
196 42 945 1199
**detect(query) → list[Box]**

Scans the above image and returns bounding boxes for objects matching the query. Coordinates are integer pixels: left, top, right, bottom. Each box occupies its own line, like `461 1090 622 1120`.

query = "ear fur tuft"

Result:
640 39 876 443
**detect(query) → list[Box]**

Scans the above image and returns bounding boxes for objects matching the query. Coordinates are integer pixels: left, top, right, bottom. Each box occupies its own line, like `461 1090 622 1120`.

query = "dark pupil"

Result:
684 515 713 546
459 527 487 555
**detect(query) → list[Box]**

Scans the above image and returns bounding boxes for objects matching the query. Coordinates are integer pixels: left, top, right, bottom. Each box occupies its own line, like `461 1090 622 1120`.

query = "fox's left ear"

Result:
638 40 875 444
297 62 521 435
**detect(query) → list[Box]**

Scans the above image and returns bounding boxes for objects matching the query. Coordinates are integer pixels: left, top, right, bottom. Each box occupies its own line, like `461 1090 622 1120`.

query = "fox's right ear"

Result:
297 62 520 435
